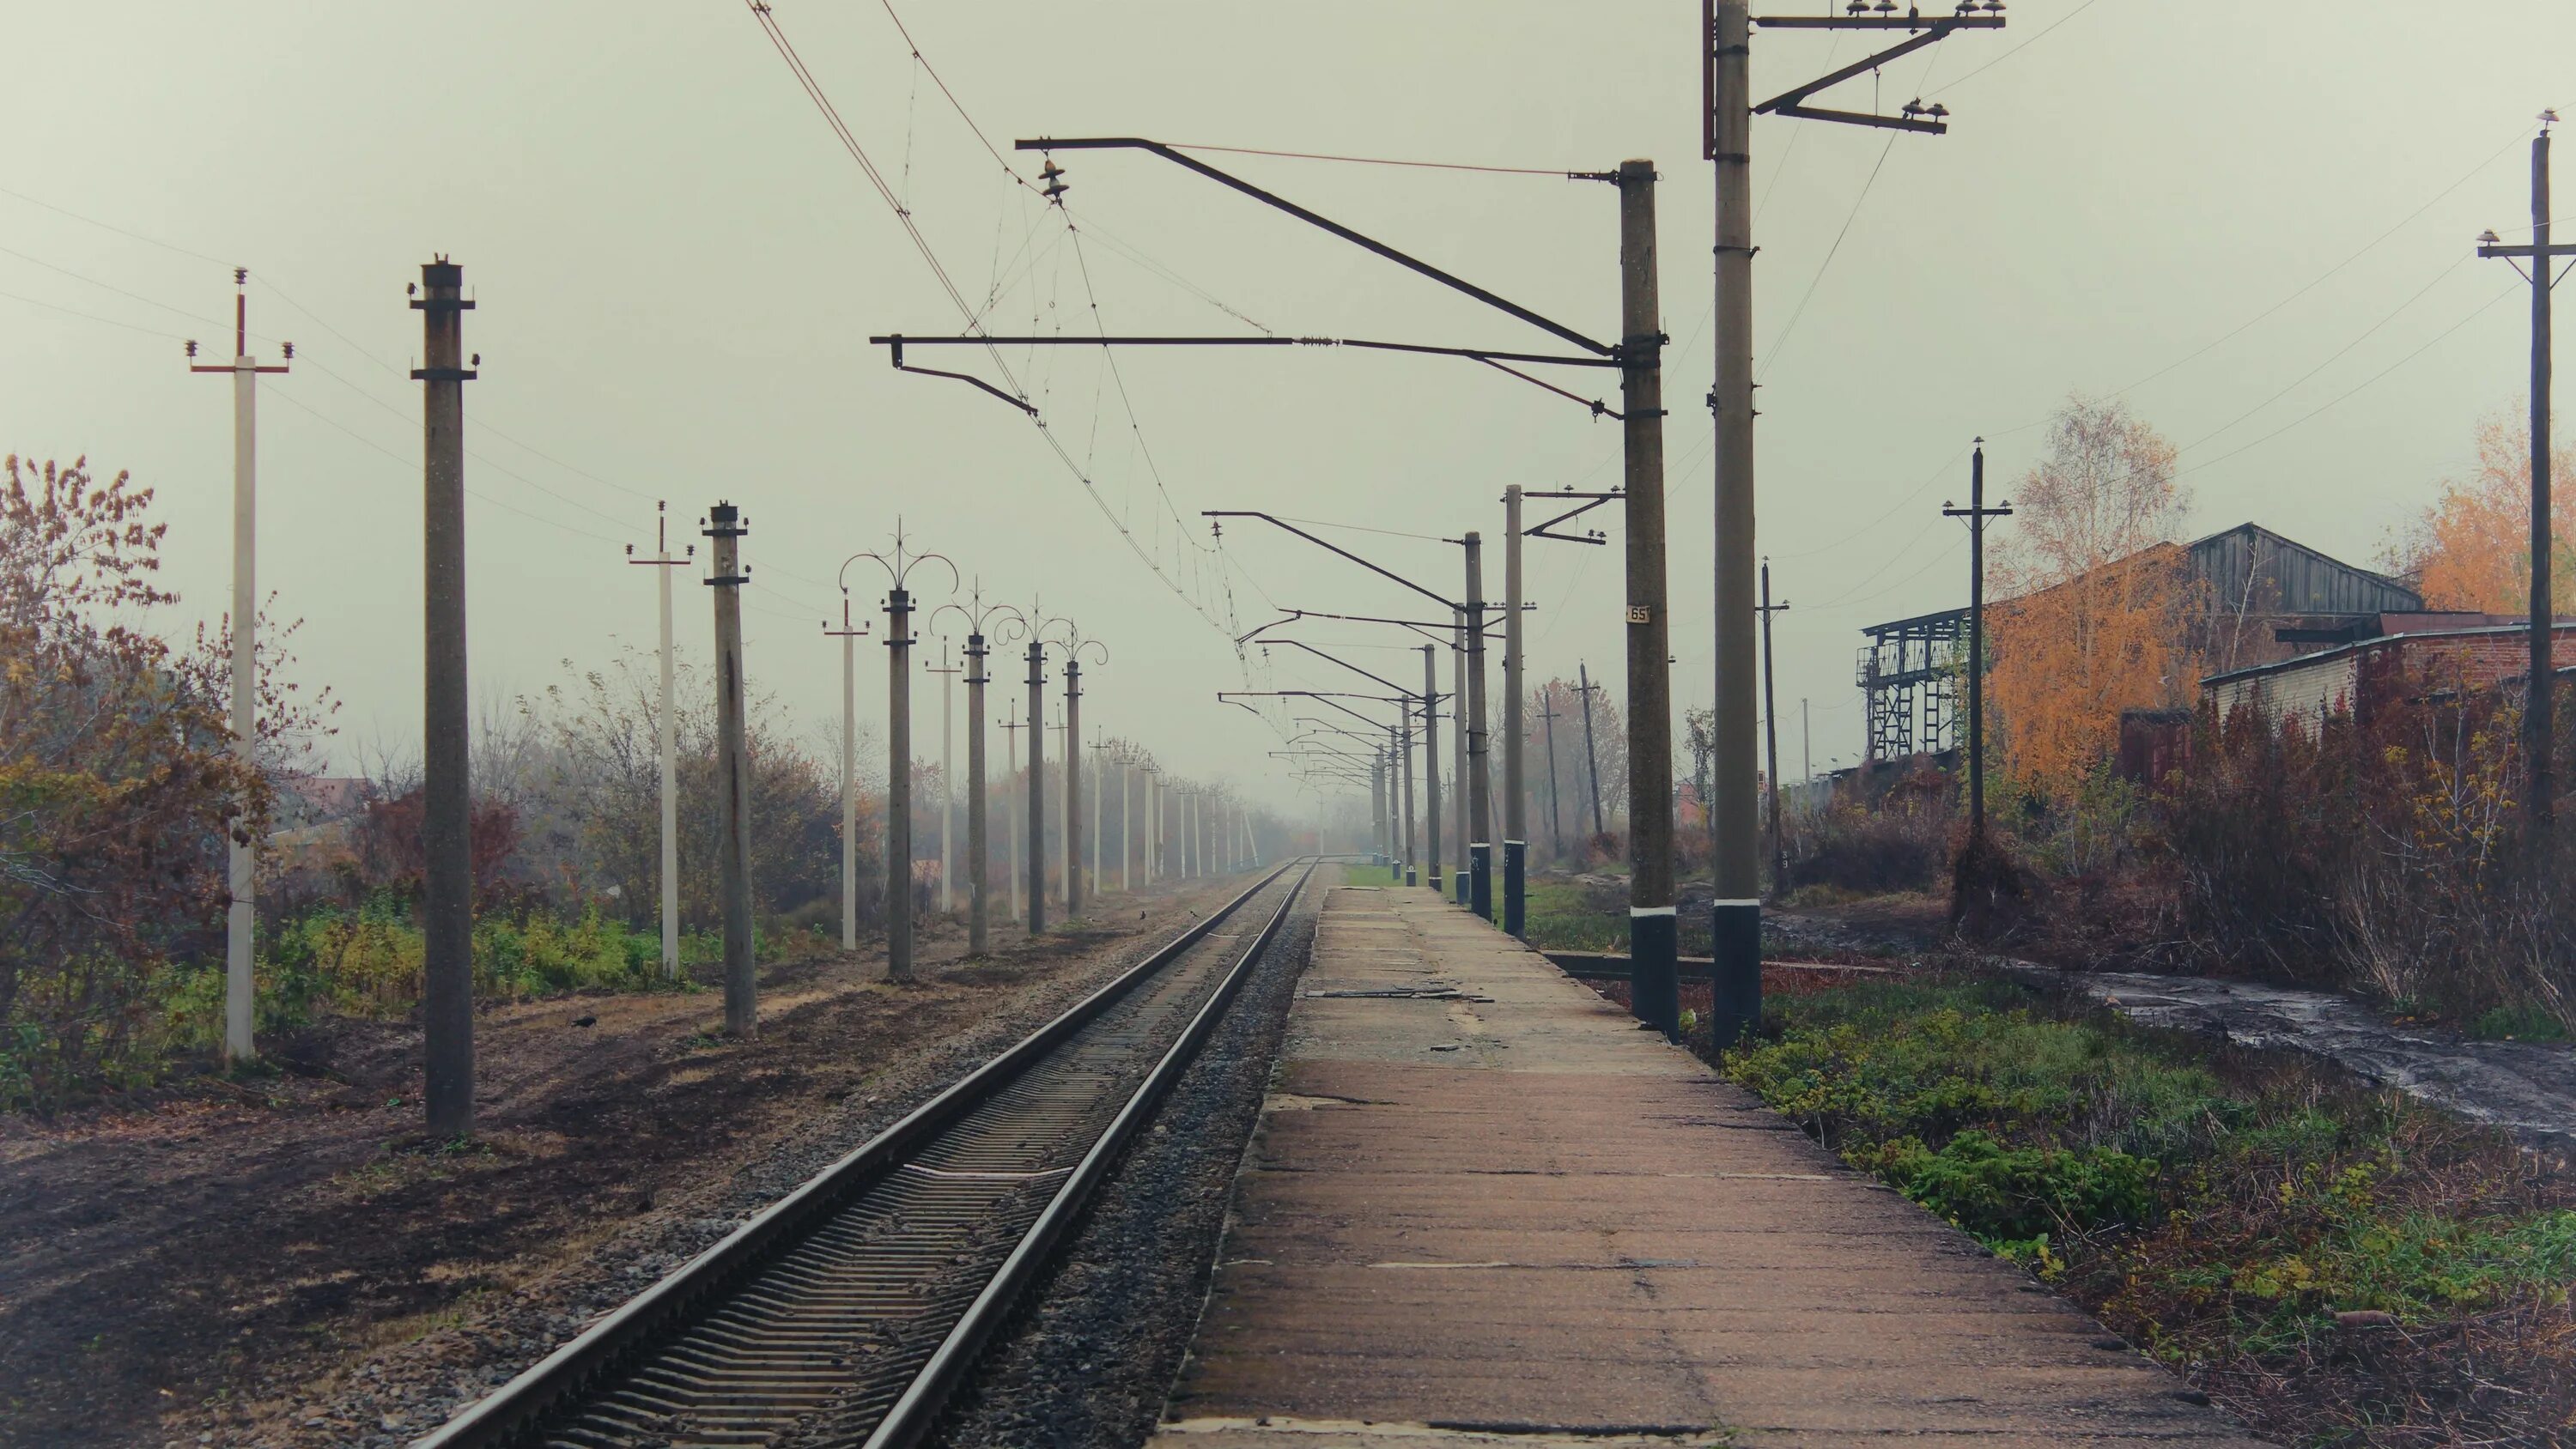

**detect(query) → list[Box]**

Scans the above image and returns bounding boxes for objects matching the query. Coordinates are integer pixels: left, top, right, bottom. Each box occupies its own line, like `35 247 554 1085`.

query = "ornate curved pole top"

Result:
930 576 1026 643
838 517 961 598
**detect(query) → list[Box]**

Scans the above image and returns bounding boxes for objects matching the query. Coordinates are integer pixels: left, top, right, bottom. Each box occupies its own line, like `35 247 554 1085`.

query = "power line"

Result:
1755 134 1895 383
2175 280 2521 483
0 287 192 341
1972 113 2552 446
265 383 631 547
0 184 234 269
0 244 228 331
2177 253 2465 456
746 0 1274 642
1768 440 1973 562
0 191 673 523
1162 142 1578 178
1936 0 2105 92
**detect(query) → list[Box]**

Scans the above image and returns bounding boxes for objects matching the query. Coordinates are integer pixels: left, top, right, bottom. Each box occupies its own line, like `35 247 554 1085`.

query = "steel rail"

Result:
416 858 1308 1449
866 856 1318 1447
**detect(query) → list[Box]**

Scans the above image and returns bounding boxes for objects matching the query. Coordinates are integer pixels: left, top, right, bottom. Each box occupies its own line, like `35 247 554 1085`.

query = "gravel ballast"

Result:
927 870 1332 1449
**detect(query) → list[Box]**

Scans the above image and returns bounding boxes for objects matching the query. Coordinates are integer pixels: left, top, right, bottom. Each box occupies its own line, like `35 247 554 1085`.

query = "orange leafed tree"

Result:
2399 411 2576 611
1985 396 2198 797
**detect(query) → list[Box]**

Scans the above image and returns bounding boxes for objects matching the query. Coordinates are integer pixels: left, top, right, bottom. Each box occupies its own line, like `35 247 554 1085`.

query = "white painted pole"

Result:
1090 734 1103 900
225 348 258 1064
1121 761 1133 893
190 286 287 1066
658 552 677 979
1007 706 1023 922
841 628 857 951
940 640 954 915
629 504 686 981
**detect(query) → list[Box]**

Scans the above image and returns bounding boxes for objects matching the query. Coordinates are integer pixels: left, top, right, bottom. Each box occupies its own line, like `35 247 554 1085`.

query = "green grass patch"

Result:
1720 973 2576 1443
1522 879 1625 953
159 897 718 1053
1340 863 1405 888
2468 1002 2572 1041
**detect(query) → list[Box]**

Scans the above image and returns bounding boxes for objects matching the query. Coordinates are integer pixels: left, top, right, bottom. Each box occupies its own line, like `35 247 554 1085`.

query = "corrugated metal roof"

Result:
2188 522 2422 616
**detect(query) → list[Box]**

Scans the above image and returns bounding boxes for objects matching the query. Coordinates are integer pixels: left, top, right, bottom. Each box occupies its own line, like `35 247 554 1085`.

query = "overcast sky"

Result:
5 2 2571 811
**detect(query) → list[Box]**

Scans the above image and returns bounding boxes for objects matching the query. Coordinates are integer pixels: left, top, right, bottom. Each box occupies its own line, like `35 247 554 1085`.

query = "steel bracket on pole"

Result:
1750 14 2004 134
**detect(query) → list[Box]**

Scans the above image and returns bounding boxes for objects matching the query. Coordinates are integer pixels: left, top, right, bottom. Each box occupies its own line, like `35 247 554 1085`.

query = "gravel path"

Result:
211 881 1257 1449
927 871 1331 1449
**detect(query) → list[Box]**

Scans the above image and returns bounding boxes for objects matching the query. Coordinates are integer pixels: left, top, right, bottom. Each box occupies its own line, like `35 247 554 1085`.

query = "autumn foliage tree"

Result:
1986 397 2200 798
1 458 247 1106
2394 410 2576 611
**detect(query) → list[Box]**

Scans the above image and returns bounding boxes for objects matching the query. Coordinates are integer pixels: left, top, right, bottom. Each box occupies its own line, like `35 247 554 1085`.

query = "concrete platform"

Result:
1150 882 2266 1448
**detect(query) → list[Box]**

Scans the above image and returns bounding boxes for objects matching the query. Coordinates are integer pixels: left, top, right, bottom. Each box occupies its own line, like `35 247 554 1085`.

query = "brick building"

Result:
2203 615 2576 725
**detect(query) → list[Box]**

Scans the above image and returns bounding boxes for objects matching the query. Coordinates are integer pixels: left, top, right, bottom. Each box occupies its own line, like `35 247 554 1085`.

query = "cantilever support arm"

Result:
1522 488 1621 546
1241 608 1504 644
1206 512 1458 610
1015 136 1615 358
1750 13 2003 132
1262 639 1413 698
882 337 1038 414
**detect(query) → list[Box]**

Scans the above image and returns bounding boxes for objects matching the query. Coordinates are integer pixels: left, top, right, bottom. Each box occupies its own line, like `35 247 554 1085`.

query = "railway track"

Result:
418 859 1318 1449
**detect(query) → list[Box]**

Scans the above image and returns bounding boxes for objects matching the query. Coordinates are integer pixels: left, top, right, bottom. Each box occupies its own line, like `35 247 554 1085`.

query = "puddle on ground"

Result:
2004 963 2576 1149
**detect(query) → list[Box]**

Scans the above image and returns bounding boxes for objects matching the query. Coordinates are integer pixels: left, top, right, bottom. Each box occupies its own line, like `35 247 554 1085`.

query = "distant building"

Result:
1856 523 2419 762
2204 615 2576 726
280 775 368 828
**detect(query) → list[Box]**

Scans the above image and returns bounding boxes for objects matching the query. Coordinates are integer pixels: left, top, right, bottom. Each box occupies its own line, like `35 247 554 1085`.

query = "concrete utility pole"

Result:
1091 729 1107 899
1703 0 2004 1044
1370 753 1388 864
1451 615 1469 903
823 597 871 952
1708 1 1760 1049
929 640 960 913
1003 701 1024 923
884 585 914 978
704 500 756 1038
1144 766 1161 883
187 270 289 1066
1537 689 1564 864
1061 639 1104 914
965 628 991 952
846 526 952 984
1120 755 1133 893
1048 709 1069 905
1025 640 1048 932
1757 559 1789 893
626 505 691 979
1576 662 1607 839
1463 533 1493 920
1945 443 2012 841
1422 644 1443 896
1502 487 1528 934
1802 696 1811 790
2479 115 2574 843
1400 708 1419 886
413 258 477 1133
1614 158 1681 1040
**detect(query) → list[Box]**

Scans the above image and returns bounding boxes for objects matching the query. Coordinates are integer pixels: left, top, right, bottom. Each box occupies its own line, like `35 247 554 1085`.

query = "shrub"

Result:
3 458 258 1107
1789 762 1953 894
1722 973 2576 1443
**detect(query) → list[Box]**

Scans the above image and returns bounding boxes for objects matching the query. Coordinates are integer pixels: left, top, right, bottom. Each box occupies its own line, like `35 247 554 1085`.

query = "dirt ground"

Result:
0 879 1253 1449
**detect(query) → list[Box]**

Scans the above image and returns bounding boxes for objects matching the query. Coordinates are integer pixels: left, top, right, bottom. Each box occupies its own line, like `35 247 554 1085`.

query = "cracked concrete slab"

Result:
1148 887 2269 1449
